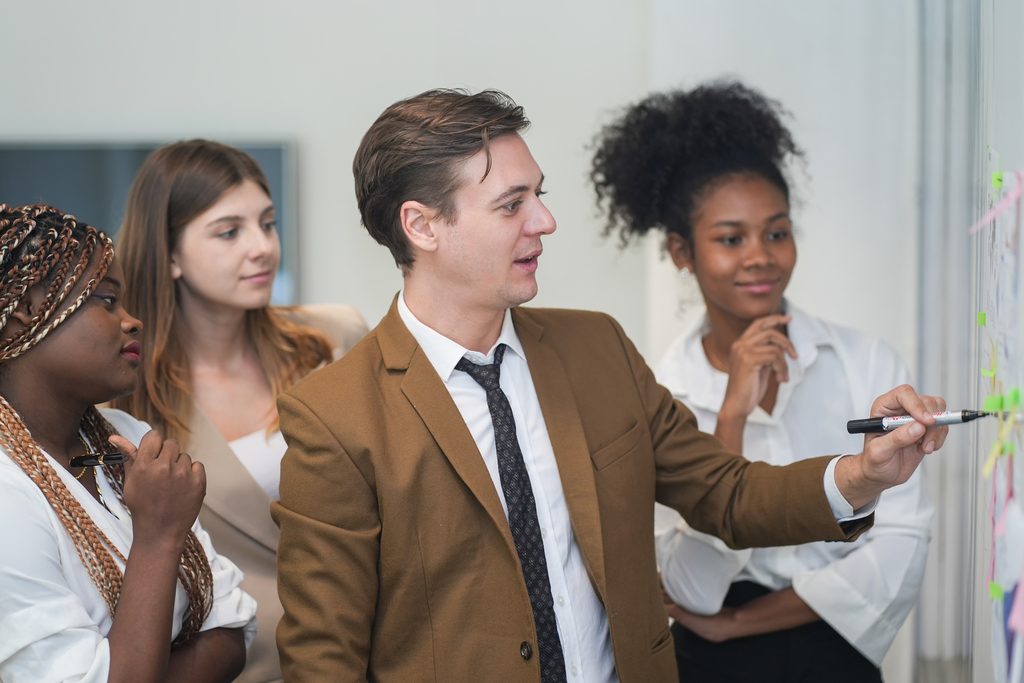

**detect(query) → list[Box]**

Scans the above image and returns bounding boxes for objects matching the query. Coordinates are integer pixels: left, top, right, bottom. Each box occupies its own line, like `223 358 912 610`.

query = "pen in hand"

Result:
69 452 127 467
847 409 992 434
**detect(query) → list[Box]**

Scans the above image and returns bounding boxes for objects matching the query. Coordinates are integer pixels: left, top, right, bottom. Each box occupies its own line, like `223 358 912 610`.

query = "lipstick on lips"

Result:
737 279 779 295
121 341 141 362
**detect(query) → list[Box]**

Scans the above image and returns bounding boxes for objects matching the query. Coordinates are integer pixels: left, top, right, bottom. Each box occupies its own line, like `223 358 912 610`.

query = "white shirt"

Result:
229 428 287 501
0 408 258 683
397 293 616 683
654 303 934 665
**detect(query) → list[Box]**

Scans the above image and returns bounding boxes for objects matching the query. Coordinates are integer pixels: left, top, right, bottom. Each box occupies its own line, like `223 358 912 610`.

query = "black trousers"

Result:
672 581 884 683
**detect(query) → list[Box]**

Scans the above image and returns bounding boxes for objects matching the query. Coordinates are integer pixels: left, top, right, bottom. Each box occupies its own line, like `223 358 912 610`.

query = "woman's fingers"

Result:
734 315 797 360
735 346 791 383
107 434 137 458
739 328 797 359
107 434 137 475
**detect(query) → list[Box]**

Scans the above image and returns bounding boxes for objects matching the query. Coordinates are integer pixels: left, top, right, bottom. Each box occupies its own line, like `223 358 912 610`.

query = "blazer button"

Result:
520 641 533 660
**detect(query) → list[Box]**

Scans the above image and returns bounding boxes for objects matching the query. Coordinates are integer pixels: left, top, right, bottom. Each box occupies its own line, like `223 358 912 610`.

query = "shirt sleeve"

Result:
191 520 259 647
657 520 751 615
793 339 934 664
0 471 112 683
823 454 879 520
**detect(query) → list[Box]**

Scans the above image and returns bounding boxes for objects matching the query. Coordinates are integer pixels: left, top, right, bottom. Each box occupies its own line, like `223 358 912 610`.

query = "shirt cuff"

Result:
824 454 879 521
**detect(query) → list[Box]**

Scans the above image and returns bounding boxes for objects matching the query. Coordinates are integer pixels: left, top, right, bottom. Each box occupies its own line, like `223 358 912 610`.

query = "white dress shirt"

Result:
654 303 934 665
397 293 616 682
0 408 258 683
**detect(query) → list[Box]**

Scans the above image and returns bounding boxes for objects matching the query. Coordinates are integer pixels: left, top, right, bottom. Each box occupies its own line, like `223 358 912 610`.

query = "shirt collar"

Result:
396 290 526 382
657 299 833 412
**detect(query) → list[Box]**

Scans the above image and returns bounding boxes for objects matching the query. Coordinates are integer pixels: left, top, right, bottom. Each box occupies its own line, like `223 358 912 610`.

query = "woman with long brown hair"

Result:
112 139 367 682
0 203 255 682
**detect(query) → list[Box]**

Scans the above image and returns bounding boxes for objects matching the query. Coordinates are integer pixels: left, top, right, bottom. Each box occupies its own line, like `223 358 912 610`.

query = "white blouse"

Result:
0 408 257 683
654 303 934 665
229 428 287 501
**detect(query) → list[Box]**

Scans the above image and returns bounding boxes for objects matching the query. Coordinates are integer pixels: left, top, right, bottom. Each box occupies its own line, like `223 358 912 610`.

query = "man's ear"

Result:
400 200 440 255
666 233 695 273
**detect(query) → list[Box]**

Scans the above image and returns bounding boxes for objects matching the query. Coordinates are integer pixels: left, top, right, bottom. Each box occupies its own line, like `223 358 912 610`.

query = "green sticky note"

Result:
992 581 1006 600
979 311 987 326
982 368 996 378
993 172 1004 189
1003 442 1016 455
985 395 1004 412
1010 388 1022 409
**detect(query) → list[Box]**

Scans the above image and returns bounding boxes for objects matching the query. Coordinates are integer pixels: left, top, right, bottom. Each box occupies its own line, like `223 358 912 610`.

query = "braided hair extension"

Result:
0 204 213 642
590 80 804 247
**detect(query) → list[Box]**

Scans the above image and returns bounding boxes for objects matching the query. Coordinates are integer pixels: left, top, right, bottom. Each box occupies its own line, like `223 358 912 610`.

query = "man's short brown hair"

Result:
353 89 530 268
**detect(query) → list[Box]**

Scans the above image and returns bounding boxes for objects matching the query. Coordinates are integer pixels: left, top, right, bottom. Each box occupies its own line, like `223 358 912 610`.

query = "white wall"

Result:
1 0 653 346
1 0 919 362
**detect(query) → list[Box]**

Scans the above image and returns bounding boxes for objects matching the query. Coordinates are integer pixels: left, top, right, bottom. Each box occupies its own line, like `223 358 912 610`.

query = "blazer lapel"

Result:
377 299 516 551
187 407 279 552
513 309 608 600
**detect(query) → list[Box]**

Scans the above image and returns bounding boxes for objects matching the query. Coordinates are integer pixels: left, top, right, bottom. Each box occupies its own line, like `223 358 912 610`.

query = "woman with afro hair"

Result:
591 81 932 682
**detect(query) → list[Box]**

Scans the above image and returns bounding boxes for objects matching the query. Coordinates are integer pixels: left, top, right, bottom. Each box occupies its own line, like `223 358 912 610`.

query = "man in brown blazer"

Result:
272 89 946 682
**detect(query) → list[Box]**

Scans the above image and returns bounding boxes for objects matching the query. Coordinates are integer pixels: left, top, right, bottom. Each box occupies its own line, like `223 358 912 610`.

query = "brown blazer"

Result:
272 301 869 682
189 304 367 683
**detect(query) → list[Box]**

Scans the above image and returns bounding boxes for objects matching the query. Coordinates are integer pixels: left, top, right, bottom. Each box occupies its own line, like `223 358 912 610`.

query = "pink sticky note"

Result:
970 171 1024 235
998 505 1011 536
1010 571 1024 633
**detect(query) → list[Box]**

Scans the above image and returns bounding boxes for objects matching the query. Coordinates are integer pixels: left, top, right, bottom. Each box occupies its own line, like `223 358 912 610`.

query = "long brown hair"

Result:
112 140 332 443
0 204 212 641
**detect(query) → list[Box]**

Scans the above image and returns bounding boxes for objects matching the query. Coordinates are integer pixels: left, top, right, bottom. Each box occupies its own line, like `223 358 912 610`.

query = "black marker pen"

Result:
69 452 126 467
847 410 991 434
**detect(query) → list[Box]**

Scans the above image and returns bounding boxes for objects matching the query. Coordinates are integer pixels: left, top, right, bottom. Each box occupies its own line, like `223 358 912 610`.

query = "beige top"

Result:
187 304 368 683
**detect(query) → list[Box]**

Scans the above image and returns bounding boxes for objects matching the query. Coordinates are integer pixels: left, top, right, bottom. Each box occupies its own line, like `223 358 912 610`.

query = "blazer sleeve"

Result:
604 314 872 548
272 392 379 683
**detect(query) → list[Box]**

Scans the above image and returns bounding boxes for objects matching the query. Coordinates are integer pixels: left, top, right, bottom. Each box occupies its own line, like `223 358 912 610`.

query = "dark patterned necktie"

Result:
456 344 568 683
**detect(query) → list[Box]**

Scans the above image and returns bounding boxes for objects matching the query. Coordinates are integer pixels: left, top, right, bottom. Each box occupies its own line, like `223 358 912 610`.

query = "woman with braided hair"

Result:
591 82 932 681
0 204 255 682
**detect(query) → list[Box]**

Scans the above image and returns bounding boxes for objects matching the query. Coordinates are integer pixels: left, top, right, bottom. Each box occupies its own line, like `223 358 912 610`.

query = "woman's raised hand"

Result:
718 314 797 420
108 431 206 549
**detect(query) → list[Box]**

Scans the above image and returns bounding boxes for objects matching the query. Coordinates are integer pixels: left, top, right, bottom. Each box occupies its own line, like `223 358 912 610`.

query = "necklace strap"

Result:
73 434 92 480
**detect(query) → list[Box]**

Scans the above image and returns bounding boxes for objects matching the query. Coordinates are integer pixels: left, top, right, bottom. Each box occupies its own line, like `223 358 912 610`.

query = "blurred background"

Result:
4 1 1018 680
